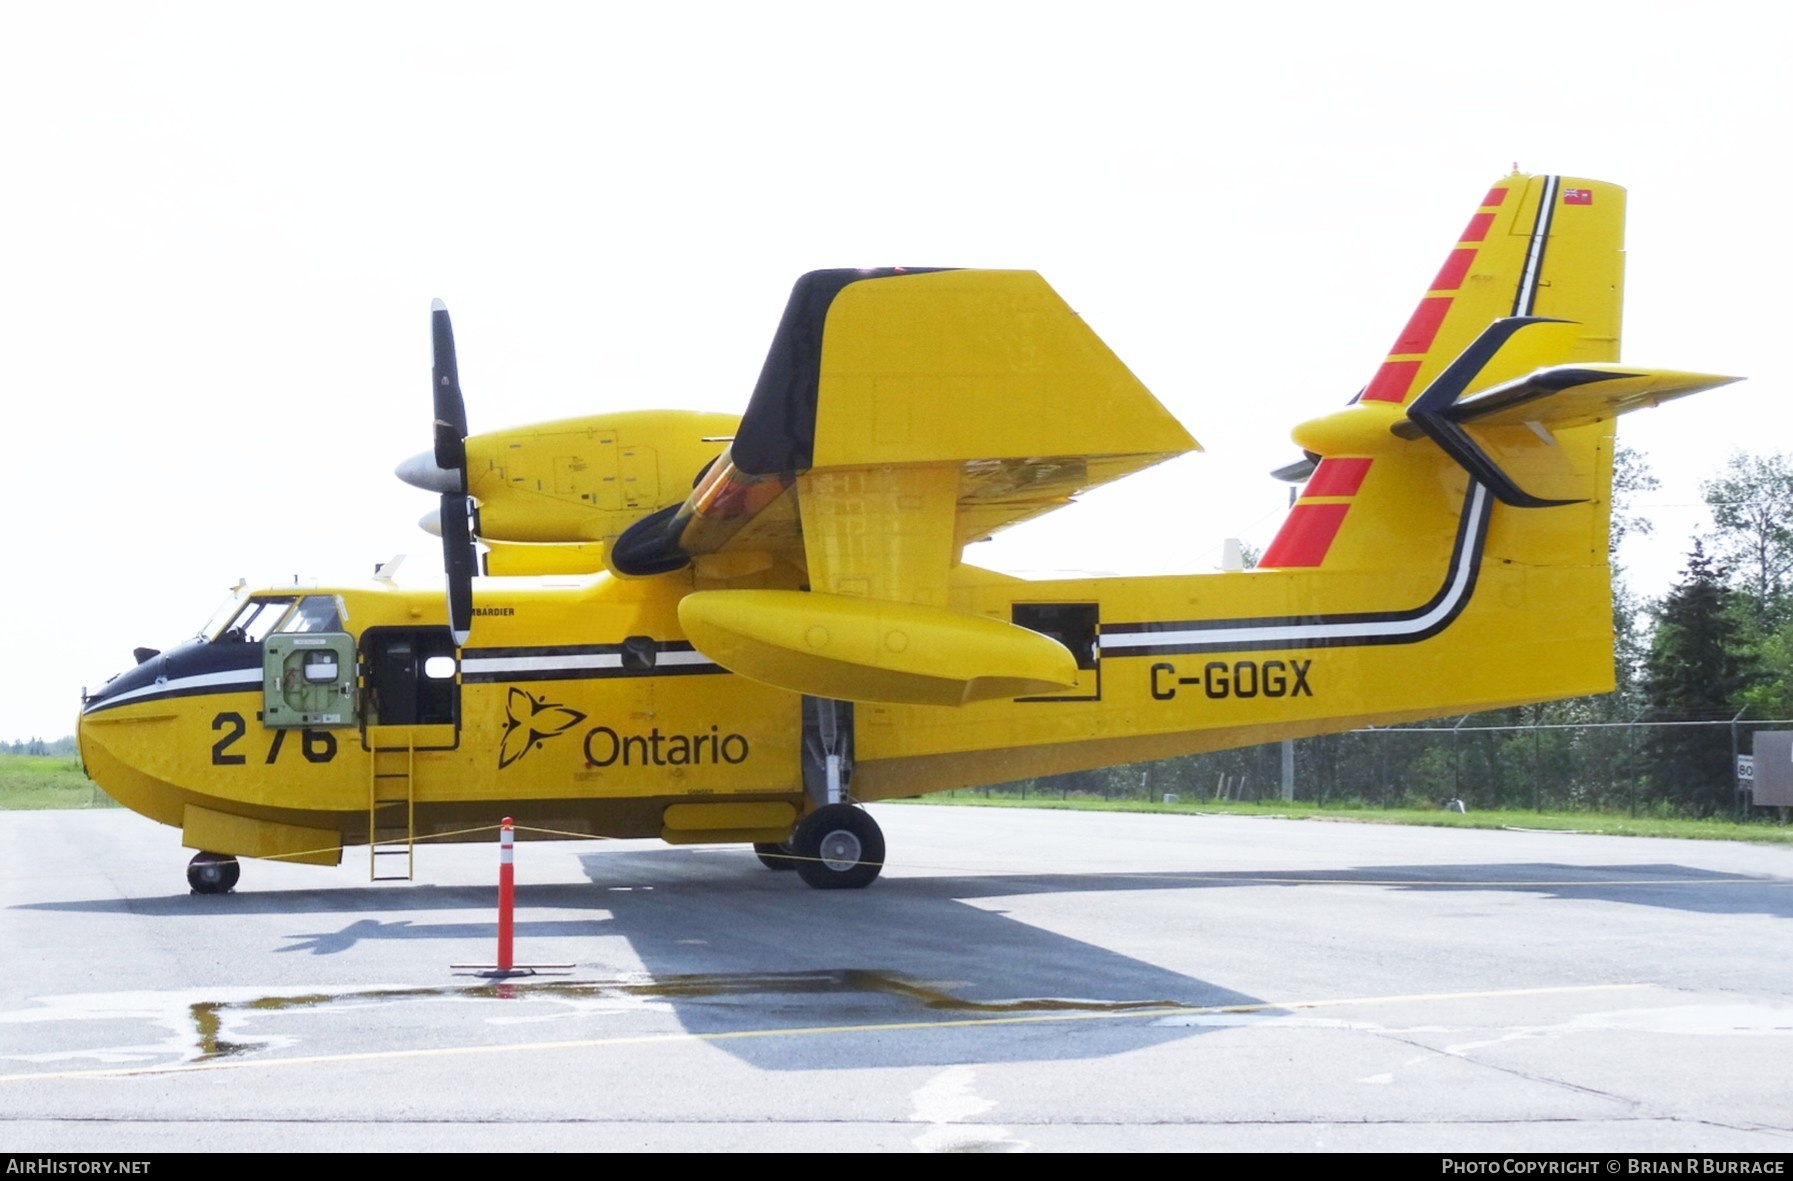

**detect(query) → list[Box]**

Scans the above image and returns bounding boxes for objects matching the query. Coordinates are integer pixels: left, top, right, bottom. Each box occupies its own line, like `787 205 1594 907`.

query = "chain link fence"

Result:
960 712 1793 821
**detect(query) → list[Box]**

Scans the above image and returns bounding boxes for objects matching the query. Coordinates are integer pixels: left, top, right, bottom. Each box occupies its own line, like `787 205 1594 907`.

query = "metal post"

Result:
1731 708 1747 823
1533 716 1542 813
1452 715 1468 810
1628 712 1641 818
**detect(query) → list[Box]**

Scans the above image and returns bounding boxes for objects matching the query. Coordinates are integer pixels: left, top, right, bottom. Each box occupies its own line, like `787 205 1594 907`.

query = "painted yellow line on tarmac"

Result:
0 981 1653 1085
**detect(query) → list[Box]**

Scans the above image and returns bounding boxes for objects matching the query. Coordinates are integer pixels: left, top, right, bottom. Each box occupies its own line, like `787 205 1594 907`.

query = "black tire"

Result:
791 804 884 890
187 851 240 894
753 841 799 871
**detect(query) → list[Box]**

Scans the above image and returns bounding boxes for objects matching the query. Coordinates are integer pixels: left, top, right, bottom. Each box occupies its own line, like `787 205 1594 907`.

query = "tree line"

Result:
1 736 76 757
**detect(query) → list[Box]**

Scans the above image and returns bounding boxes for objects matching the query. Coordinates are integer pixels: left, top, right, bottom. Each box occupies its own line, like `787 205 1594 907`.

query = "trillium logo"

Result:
499 687 587 769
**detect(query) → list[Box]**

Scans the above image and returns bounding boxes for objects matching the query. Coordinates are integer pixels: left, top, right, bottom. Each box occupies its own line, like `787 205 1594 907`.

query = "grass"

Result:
895 792 1793 845
0 754 117 810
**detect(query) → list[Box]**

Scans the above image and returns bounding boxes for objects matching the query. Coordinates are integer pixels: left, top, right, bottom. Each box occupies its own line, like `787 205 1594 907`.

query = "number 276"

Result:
210 712 337 765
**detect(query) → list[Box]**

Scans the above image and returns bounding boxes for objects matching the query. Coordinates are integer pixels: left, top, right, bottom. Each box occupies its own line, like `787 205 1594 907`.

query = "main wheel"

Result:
791 804 884 890
187 851 240 894
753 841 799 871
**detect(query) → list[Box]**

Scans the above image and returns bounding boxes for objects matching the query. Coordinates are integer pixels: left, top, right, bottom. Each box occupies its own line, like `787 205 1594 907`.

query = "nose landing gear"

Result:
187 851 241 894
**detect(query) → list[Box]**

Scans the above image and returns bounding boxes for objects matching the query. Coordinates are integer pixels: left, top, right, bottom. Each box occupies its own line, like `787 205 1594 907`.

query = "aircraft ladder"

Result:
366 729 416 881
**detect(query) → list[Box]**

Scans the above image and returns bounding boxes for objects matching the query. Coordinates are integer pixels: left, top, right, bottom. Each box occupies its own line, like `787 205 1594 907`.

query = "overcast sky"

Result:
2 1 1782 740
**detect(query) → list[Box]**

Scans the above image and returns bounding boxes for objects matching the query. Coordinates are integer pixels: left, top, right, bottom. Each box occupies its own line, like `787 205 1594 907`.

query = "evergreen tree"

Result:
1642 541 1753 814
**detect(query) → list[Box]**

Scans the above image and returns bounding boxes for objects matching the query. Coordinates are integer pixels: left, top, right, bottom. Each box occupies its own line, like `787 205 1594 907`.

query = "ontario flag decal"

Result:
1563 188 1593 205
499 686 587 769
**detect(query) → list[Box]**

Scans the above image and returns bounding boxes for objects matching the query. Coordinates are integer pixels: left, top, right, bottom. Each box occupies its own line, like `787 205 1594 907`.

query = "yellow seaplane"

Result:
78 172 1735 894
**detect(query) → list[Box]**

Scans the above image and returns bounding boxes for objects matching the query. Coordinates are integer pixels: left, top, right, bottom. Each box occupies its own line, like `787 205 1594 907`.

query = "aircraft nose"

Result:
396 450 462 494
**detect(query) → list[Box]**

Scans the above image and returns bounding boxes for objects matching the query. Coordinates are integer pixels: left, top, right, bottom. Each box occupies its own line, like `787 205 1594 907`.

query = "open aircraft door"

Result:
358 626 460 880
359 626 461 743
1013 602 1101 702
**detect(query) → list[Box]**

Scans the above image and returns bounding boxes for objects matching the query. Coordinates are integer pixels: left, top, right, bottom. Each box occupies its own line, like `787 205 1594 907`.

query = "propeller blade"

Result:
440 492 477 646
431 299 468 480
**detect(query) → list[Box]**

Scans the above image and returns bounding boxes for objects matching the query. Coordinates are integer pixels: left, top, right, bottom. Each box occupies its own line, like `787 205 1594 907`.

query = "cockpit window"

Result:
197 589 251 642
277 595 344 635
220 597 296 643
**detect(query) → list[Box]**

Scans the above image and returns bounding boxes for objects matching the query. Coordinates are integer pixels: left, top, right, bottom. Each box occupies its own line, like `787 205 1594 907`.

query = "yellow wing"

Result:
608 268 1197 592
591 268 1198 703
439 272 1195 588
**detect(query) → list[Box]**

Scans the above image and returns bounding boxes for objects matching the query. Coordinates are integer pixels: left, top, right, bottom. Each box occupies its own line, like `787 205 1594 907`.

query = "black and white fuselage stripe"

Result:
460 649 715 676
1512 174 1559 317
82 638 729 713
80 637 268 716
459 644 724 684
1099 482 1493 658
81 667 264 714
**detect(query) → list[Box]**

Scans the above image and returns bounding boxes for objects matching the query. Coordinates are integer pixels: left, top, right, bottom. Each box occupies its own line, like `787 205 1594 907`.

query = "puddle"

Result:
3 970 1212 1069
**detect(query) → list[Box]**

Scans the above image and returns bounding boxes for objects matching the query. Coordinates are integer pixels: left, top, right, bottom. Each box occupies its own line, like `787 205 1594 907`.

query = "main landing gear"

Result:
187 851 241 895
761 696 882 888
789 803 885 890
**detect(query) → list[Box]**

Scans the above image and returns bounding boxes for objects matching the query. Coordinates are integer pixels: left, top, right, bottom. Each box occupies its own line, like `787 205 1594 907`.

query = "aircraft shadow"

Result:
560 848 1263 1069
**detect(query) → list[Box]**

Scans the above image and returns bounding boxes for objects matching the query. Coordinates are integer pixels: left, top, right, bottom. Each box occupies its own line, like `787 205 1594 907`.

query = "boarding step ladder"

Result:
366 728 417 881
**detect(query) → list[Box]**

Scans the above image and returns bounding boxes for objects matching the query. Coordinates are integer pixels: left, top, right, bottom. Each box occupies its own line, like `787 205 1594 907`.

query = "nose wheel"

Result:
187 851 240 895
791 804 884 890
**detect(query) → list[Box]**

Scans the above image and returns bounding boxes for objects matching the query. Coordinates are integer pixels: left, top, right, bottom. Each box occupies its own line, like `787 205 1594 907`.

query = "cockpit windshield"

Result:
196 587 252 642
276 595 345 635
217 596 297 643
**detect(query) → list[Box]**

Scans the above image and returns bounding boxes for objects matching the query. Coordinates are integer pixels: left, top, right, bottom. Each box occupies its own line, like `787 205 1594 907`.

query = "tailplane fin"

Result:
1262 172 1737 571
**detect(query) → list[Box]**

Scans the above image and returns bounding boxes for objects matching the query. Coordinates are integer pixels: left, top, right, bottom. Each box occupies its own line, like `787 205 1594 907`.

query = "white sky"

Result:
1 1 1783 740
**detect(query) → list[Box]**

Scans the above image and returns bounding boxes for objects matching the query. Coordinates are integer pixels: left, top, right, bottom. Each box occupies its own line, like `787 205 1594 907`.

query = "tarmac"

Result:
3 804 1791 1152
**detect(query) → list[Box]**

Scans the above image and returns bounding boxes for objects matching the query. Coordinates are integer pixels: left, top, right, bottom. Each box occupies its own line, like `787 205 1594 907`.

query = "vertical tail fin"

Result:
1260 172 1626 572
1359 173 1625 408
1248 171 1734 712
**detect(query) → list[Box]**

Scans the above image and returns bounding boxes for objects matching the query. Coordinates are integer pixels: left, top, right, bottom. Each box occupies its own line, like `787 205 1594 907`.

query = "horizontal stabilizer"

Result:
1389 319 1742 507
678 590 1079 706
1271 453 1320 483
1413 364 1741 433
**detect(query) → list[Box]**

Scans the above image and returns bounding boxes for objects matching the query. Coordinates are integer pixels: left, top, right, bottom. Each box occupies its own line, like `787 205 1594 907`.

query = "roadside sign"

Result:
1750 733 1793 806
